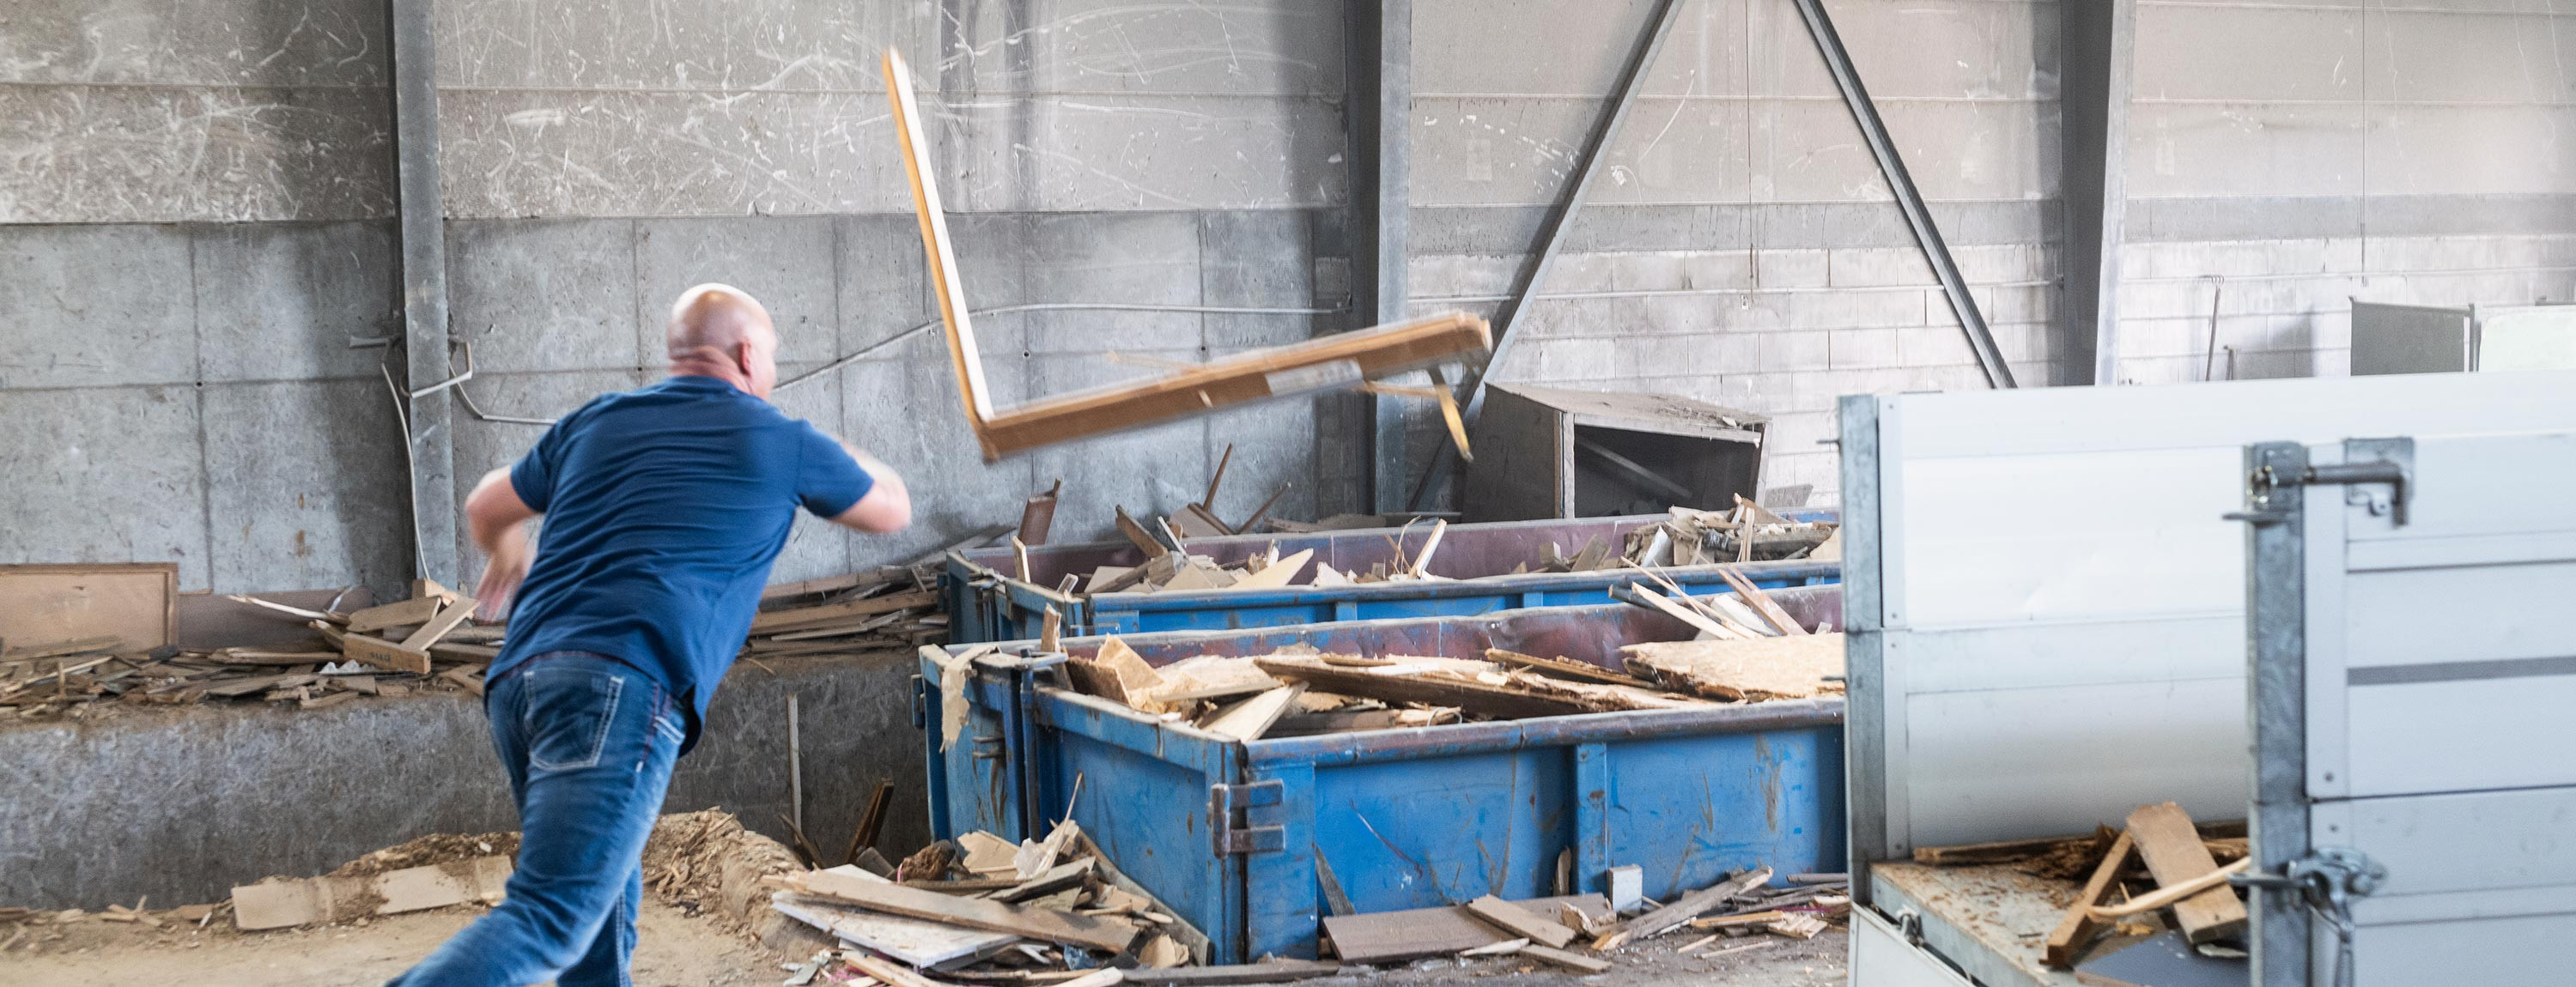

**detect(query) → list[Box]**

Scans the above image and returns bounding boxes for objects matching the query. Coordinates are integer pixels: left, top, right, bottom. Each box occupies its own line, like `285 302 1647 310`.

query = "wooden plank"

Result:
1483 648 1653 688
0 635 120 662
750 590 939 633
1321 895 1611 965
1197 685 1303 742
772 890 1017 968
991 858 1093 904
2044 830 2138 967
346 596 447 633
846 950 959 987
2125 802 2248 944
1121 961 1343 986
1618 634 1845 701
1461 896 1575 948
398 597 478 651
1622 584 1748 641
0 563 176 653
881 49 1488 462
1408 519 1448 578
780 867 1141 953
1716 567 1807 635
762 570 901 602
1609 866 1773 944
232 856 509 930
340 633 431 675
1227 549 1314 590
1521 944 1612 973
1255 656 1596 720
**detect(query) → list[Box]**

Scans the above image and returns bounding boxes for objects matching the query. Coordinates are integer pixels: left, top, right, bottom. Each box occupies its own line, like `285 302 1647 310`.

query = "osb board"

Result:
1620 633 1845 700
0 564 177 653
1872 863 2088 987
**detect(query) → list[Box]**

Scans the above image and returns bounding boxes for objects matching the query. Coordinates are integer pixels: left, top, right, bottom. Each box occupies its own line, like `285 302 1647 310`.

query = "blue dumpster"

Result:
914 586 1846 963
941 510 1839 643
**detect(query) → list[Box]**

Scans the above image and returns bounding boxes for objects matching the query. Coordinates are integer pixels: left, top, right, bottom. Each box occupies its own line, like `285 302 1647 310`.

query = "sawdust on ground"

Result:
327 831 521 879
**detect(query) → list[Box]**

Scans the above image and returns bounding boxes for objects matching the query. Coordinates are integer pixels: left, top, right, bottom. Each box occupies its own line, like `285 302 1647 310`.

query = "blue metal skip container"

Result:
941 510 1839 643
915 586 1846 963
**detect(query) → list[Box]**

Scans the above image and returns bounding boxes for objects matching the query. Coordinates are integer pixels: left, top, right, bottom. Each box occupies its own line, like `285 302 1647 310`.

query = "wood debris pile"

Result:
1620 498 1841 567
762 819 1207 987
1036 574 1841 742
1911 803 2253 969
1318 867 1850 972
2 566 951 722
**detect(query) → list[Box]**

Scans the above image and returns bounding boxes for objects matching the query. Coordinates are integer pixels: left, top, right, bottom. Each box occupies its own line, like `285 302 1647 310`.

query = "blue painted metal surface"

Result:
942 510 1840 642
917 588 1848 962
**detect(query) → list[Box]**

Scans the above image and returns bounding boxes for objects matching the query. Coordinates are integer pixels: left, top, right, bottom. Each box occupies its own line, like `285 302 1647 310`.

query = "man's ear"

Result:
736 339 757 375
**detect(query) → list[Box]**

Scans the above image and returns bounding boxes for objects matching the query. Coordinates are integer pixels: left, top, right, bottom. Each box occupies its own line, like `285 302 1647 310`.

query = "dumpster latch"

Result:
1208 780 1285 856
2244 437 2413 526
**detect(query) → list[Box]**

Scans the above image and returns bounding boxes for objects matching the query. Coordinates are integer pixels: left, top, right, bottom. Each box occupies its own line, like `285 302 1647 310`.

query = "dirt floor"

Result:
0 909 1844 987
0 899 775 987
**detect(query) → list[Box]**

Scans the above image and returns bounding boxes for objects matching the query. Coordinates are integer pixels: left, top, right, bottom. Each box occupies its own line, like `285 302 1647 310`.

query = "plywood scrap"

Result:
770 867 1140 953
339 632 431 675
773 890 1018 968
1225 549 1313 590
398 597 479 651
1619 634 1844 701
346 595 448 634
1321 895 1611 964
1064 637 1170 713
1139 657 1281 705
1599 867 1774 948
1483 648 1653 688
1 563 178 653
232 856 510 930
2123 802 2249 944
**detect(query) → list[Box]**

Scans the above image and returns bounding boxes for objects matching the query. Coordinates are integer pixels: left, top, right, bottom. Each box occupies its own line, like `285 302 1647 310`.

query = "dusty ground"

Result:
0 909 1846 987
0 899 775 987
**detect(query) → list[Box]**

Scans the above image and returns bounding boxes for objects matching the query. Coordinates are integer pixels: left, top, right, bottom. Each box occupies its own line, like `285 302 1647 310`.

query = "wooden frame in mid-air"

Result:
880 49 1492 462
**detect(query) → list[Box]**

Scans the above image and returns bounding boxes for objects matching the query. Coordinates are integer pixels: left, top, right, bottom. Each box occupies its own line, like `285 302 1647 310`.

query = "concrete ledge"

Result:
0 651 930 910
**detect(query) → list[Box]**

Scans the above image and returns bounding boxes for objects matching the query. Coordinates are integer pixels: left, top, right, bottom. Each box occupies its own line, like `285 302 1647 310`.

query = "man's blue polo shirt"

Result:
491 375 872 751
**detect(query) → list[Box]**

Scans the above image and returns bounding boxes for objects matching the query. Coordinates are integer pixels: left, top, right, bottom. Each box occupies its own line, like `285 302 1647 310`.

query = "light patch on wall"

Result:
1467 136 1493 183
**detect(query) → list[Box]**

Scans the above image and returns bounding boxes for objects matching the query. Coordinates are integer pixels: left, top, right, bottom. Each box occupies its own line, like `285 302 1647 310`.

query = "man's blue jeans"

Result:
389 653 685 987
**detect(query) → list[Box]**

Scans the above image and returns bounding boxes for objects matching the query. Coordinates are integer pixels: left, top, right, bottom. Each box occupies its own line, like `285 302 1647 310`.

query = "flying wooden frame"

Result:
881 49 1492 462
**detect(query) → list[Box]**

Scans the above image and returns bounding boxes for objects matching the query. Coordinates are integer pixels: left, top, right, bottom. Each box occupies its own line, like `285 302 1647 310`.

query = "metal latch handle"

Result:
2232 847 2385 987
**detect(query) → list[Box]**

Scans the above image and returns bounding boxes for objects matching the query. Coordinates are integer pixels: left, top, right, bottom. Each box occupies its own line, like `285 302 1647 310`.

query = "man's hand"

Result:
475 522 535 622
465 467 543 621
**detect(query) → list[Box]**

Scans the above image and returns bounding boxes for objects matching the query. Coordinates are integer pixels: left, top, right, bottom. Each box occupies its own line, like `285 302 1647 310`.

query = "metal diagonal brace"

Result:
1406 0 1685 509
1790 0 2015 390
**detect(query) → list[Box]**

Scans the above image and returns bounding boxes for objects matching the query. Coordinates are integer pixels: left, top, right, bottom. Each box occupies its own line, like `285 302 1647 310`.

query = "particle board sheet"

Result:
1853 370 2576 860
1868 863 2084 987
0 564 176 653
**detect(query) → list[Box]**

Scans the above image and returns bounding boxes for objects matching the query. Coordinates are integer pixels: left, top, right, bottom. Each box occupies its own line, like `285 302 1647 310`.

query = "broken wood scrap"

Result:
232 856 510 930
2045 829 2140 968
2125 802 2248 944
1461 895 1576 948
1619 584 1751 641
1321 895 1612 964
1619 633 1845 702
1484 648 1655 688
1195 684 1303 742
1064 637 1171 713
750 590 941 633
1599 867 1775 948
1254 655 1597 720
1519 943 1613 973
1716 567 1807 635
771 889 1018 968
771 868 1140 953
1120 960 1342 985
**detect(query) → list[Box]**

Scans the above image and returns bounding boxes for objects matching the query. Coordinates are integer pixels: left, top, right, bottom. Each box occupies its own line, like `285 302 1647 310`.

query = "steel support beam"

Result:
1406 0 1684 510
1350 0 1415 513
1790 0 2016 390
389 0 459 585
2059 0 2136 385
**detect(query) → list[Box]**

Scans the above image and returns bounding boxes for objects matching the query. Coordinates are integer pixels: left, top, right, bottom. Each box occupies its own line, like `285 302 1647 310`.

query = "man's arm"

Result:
829 443 912 534
465 468 541 621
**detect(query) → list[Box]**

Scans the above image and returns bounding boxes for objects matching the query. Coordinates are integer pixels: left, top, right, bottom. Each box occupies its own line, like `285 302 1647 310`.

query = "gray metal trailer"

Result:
1836 370 2576 986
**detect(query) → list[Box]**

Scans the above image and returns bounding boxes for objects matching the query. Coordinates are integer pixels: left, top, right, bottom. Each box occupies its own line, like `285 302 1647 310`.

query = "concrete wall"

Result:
2115 0 2576 383
1400 0 2063 504
0 652 926 911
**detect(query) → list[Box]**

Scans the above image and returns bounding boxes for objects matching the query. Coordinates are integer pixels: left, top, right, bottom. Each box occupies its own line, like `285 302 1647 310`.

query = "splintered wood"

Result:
1619 634 1846 701
1622 502 1838 566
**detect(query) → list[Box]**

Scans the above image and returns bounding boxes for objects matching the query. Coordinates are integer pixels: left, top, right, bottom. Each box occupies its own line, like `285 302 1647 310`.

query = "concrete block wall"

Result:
2115 0 2576 383
1401 0 2064 504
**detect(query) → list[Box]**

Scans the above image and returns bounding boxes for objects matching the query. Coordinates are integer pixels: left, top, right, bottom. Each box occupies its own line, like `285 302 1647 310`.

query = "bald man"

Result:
391 285 909 987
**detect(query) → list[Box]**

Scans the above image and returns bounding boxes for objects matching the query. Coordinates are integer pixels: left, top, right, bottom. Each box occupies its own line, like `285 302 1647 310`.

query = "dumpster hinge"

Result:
1208 780 1285 856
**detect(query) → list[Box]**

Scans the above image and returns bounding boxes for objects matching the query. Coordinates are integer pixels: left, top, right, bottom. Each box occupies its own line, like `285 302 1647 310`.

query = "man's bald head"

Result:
665 283 780 397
